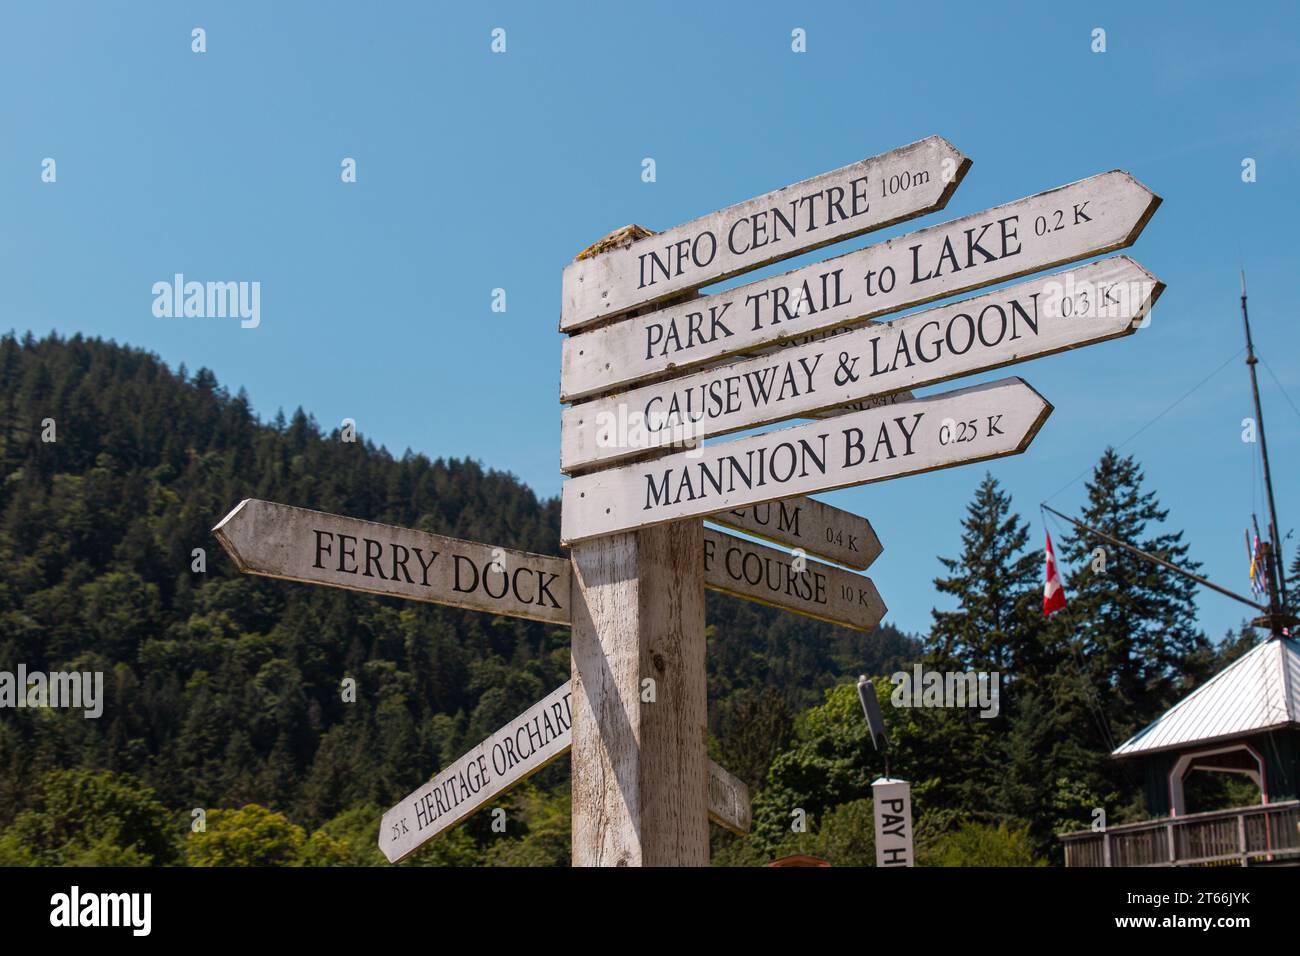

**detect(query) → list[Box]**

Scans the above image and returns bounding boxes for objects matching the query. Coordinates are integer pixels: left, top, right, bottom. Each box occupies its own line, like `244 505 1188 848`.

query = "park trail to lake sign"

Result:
212 134 1162 866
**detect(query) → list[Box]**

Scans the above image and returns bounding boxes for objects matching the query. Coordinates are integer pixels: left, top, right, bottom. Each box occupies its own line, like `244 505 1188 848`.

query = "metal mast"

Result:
1240 271 1290 634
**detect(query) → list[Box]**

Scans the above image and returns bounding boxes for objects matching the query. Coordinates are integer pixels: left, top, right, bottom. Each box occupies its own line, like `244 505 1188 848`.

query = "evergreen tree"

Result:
1289 550 1300 606
929 473 1048 678
1054 448 1211 754
899 474 1056 831
6 332 1184 867
5 768 179 866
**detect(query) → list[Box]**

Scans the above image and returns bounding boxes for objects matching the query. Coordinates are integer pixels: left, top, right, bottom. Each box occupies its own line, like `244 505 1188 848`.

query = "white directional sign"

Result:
704 529 885 632
380 681 751 862
215 499 876 632
560 171 1160 401
381 683 575 863
560 136 970 331
561 257 1159 472
213 499 571 626
710 495 881 571
872 777 914 867
560 377 1052 544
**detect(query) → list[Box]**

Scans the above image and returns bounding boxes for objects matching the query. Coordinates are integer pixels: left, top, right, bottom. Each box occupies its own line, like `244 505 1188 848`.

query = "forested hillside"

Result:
0 332 918 866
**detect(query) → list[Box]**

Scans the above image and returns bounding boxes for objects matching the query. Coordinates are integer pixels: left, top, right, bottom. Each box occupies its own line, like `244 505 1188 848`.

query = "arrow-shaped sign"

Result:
379 682 751 862
560 171 1160 401
380 683 574 863
561 257 1159 471
710 495 881 571
215 500 882 631
560 377 1052 545
213 499 572 626
560 136 970 331
703 528 885 632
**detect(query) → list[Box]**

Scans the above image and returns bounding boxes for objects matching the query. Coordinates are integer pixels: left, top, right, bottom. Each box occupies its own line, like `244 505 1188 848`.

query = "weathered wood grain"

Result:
570 521 710 866
706 760 752 836
214 498 881 628
378 677 750 861
379 682 574 863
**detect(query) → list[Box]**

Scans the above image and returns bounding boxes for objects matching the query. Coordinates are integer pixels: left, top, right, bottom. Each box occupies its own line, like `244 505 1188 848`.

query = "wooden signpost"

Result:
380 680 752 862
213 133 1163 867
560 257 1161 471
560 171 1160 401
560 376 1053 544
560 136 970 331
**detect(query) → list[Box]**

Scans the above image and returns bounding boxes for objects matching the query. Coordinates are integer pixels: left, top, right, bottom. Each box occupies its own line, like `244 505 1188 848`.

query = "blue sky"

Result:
3 1 1298 643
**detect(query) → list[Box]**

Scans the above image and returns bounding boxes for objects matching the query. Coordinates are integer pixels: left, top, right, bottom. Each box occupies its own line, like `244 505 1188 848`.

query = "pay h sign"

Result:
872 778 914 867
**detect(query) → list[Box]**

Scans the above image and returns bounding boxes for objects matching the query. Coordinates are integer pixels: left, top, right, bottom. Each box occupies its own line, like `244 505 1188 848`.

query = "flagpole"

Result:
1240 271 1290 630
1040 504 1269 613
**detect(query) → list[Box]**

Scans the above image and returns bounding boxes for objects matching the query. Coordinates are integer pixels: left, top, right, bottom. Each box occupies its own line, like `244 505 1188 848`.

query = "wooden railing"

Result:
1060 800 1300 866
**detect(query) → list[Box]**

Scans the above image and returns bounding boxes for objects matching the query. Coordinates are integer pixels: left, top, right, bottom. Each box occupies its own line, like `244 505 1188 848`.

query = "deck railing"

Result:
1060 800 1300 867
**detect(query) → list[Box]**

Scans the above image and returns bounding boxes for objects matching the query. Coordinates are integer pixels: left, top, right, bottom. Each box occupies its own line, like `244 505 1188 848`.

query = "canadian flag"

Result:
1043 530 1067 616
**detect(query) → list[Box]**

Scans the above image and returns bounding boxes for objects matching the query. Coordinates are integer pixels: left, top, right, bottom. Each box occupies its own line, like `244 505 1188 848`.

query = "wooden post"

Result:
1237 811 1248 866
565 228 709 867
569 520 708 866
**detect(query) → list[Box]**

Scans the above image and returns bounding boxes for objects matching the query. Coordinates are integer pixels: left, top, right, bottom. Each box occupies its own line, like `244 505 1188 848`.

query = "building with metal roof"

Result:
1113 635 1299 816
1061 637 1300 866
